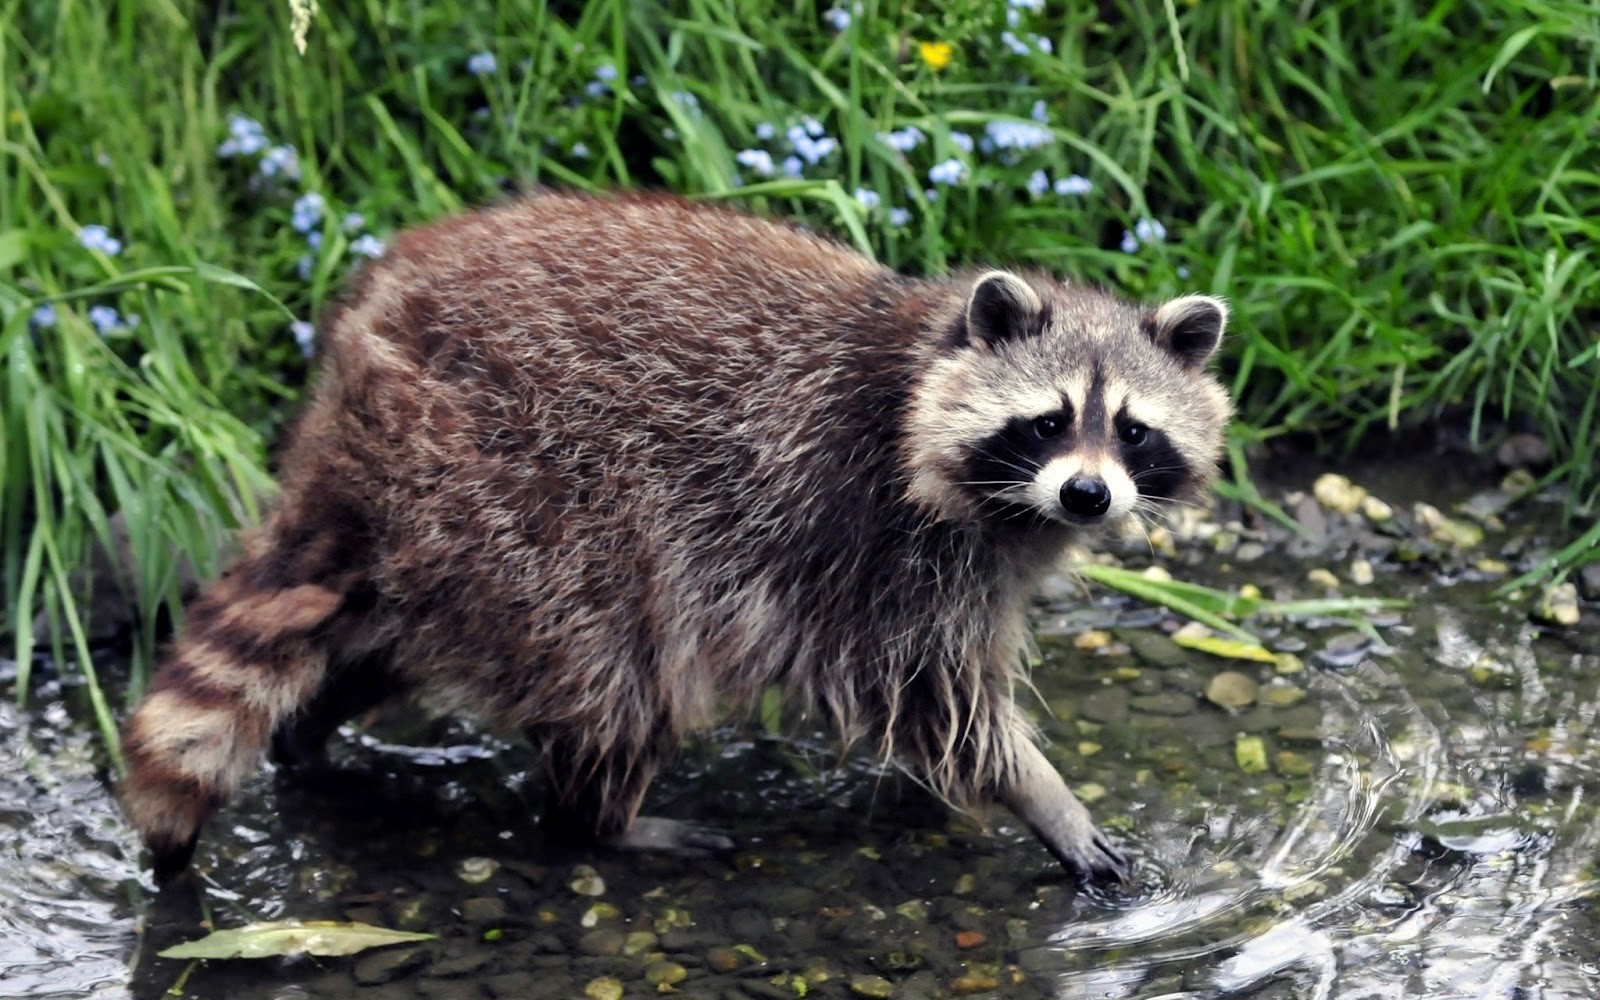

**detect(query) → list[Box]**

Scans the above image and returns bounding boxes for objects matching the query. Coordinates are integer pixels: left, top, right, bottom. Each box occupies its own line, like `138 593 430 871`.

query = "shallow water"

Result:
4 452 1599 1000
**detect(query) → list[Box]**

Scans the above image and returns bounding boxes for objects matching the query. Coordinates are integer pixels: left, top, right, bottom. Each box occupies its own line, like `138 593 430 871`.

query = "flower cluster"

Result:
1121 217 1169 253
78 224 123 256
733 114 842 183
1000 0 1054 56
217 114 301 184
29 226 142 337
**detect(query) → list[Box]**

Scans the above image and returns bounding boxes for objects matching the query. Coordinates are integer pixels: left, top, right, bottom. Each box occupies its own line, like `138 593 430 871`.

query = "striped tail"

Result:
120 570 345 883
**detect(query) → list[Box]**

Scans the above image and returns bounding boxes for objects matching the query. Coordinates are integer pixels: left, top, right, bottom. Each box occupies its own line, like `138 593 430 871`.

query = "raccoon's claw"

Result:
608 816 736 857
1056 828 1131 886
149 831 201 887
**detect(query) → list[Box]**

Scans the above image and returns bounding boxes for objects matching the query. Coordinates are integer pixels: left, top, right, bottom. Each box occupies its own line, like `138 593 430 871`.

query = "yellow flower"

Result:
918 41 954 72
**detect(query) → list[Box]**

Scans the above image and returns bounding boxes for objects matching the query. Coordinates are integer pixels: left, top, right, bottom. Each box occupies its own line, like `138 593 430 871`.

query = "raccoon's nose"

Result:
1060 478 1111 518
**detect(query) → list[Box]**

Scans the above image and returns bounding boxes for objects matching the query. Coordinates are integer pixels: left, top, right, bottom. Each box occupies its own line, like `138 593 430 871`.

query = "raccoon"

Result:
120 192 1231 885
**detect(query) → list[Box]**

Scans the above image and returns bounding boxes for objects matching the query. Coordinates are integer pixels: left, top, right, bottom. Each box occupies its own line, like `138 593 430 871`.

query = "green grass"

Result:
5 0 1598 748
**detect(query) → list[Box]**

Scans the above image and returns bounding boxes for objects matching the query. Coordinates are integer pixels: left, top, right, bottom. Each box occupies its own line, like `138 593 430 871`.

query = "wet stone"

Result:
429 947 493 978
1579 562 1600 601
415 979 484 1000
1122 630 1190 668
1130 692 1197 716
1205 671 1258 709
460 896 507 924
1078 686 1130 724
1292 493 1329 542
353 946 430 986
1130 675 1162 695
582 977 624 1000
646 961 689 988
851 974 896 997
1315 632 1371 669
1235 540 1267 562
579 928 627 956
1260 684 1307 707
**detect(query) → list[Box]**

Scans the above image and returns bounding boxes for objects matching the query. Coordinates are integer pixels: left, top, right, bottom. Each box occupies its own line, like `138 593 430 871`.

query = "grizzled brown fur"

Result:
121 191 1232 883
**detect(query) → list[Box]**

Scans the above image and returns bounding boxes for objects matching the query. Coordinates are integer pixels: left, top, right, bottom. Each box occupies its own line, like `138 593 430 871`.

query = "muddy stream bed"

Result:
4 448 1599 1000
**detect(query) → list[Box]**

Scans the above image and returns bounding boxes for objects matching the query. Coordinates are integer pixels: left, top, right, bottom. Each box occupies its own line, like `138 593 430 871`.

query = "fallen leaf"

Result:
1174 632 1278 663
158 920 436 960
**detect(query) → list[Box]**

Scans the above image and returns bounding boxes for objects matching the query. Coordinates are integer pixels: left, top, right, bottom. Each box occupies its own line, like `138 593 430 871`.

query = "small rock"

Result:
1306 568 1340 590
1274 653 1305 675
583 977 624 1000
456 857 499 884
1235 735 1269 774
1130 692 1197 716
705 946 744 972
1361 495 1395 522
580 902 621 927
1415 502 1483 548
1534 583 1581 626
1292 494 1328 542
954 930 986 949
1496 432 1550 469
1475 558 1509 576
895 900 929 922
953 873 978 895
951 972 1000 994
1079 686 1130 724
1274 751 1315 777
579 929 626 957
570 864 606 897
1205 671 1259 709
1313 473 1367 514
851 974 896 997
460 896 507 924
1234 541 1267 562
1348 559 1374 586
1580 563 1600 602
353 947 429 986
1260 684 1306 707
623 931 658 956
1281 880 1327 904
1314 632 1370 669
645 961 688 988
1074 630 1111 650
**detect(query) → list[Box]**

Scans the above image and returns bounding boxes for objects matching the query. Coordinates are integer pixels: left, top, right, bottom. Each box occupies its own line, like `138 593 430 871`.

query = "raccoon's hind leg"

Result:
538 737 734 856
120 555 352 884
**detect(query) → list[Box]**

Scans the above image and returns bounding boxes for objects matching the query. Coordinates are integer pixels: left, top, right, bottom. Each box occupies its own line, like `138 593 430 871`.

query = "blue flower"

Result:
736 148 776 176
781 155 804 177
350 234 387 258
31 303 56 329
1026 170 1049 197
888 207 912 226
878 126 925 152
1006 8 1021 27
467 52 497 76
949 131 974 154
342 212 365 233
1001 31 1031 56
1178 266 1191 279
291 192 325 234
1120 231 1140 254
669 90 701 112
787 122 838 164
571 142 590 158
854 187 881 210
983 119 1052 150
88 305 121 333
291 320 315 357
259 145 300 181
1010 0 1045 9
219 114 268 158
306 231 323 251
823 6 851 31
1134 217 1168 244
594 63 617 81
78 224 123 256
928 159 966 185
585 81 609 98
1055 174 1093 196
297 254 315 281
1031 100 1048 123
755 121 776 141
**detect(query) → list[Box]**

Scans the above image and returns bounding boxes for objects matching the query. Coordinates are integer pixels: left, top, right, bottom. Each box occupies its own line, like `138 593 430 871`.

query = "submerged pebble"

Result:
1533 583 1580 626
1315 632 1371 669
1349 558 1375 585
570 865 606 897
1205 671 1259 709
850 973 895 997
1313 473 1368 514
583 977 624 1000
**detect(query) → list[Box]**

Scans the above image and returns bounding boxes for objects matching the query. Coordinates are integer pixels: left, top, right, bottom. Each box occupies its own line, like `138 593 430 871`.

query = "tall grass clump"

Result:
5 0 1598 751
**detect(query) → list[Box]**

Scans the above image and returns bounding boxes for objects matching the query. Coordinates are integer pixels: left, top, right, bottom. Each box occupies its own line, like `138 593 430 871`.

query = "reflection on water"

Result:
4 457 1600 1000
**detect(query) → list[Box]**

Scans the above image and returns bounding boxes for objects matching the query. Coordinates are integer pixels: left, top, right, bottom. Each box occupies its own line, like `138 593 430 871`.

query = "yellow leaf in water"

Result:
158 920 435 960
1172 632 1278 663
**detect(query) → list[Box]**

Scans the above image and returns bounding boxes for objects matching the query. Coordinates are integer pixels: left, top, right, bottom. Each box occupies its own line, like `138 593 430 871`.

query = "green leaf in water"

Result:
157 920 436 960
1174 632 1279 663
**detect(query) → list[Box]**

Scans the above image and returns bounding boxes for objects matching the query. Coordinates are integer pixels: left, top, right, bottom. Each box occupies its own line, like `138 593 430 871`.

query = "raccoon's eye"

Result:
1120 423 1149 446
1032 415 1064 440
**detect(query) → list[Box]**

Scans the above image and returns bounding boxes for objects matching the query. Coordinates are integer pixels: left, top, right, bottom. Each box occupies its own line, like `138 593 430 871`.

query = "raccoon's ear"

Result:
962 271 1045 348
1148 294 1228 368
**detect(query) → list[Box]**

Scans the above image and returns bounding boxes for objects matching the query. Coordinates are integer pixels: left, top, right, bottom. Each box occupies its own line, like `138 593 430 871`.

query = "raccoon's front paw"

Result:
1049 825 1131 885
607 816 737 857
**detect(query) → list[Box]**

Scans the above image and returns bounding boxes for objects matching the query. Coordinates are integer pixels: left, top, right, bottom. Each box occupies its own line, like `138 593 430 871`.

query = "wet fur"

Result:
120 192 1231 882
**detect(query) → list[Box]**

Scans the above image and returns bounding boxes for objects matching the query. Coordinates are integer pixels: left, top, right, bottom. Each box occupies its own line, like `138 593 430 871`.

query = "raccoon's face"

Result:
905 271 1234 532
